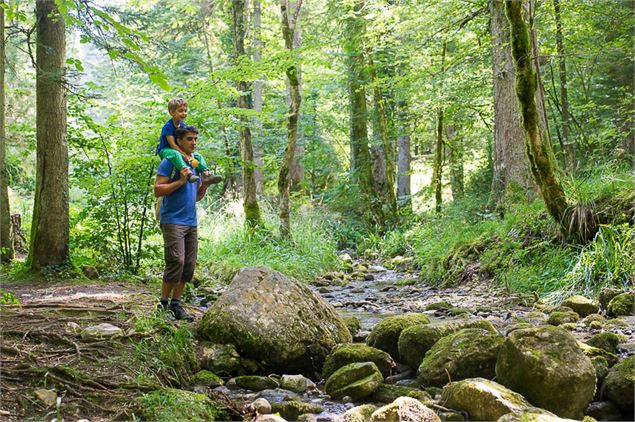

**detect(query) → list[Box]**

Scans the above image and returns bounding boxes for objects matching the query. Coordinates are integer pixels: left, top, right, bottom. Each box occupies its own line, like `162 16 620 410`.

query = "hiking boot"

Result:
156 302 173 318
203 174 222 185
188 174 200 183
170 304 194 322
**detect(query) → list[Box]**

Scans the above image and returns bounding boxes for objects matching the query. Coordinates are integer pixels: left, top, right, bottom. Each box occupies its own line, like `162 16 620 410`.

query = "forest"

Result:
0 0 633 421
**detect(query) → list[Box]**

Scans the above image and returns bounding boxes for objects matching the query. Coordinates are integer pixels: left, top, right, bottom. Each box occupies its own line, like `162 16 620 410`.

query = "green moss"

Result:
602 355 635 412
324 362 383 400
139 388 228 421
234 375 279 391
366 313 430 359
606 293 634 317
190 370 224 387
547 310 579 326
371 383 432 404
586 332 622 354
270 400 324 420
424 301 453 311
342 316 362 336
323 343 395 379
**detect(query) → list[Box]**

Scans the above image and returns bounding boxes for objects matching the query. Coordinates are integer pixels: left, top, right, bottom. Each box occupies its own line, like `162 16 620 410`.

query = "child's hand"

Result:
179 167 192 183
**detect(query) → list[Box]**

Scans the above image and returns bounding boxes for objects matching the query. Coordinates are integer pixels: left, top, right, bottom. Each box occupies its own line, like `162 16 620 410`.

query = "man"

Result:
155 125 214 321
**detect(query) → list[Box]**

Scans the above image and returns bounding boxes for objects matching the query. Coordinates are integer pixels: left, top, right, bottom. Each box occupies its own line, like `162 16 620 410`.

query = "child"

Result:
156 98 220 184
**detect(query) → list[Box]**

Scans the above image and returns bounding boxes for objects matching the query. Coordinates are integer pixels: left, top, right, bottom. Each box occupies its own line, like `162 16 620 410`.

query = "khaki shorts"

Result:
161 224 198 284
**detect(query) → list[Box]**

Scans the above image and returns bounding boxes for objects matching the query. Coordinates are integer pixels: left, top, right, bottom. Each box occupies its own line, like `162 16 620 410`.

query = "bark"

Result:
232 0 262 228
28 0 69 271
447 125 465 200
432 41 447 213
368 52 397 220
490 0 535 198
397 134 411 199
552 0 575 172
0 0 12 263
344 0 382 224
278 0 302 238
505 0 568 229
252 0 265 193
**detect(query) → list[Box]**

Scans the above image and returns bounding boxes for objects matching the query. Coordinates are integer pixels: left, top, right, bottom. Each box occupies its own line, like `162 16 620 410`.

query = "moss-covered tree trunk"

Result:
344 0 383 225
252 0 265 194
432 41 447 213
0 1 12 264
505 0 568 229
278 0 302 238
490 0 535 199
447 125 464 201
28 0 69 271
232 0 262 228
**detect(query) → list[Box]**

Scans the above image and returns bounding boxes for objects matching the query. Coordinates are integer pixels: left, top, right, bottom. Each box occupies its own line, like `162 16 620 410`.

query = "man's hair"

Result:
174 126 199 145
168 98 188 113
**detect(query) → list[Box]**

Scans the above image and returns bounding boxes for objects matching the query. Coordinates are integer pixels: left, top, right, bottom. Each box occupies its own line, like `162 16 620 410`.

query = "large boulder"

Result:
561 295 599 317
341 404 378 422
441 378 531 421
199 267 351 373
323 343 395 380
367 313 430 360
371 397 440 422
417 328 505 387
495 326 596 419
601 355 634 412
497 408 579 422
324 362 383 401
398 320 497 369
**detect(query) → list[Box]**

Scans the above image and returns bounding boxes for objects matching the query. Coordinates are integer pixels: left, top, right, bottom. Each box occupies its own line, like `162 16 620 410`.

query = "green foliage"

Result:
0 289 20 305
197 199 340 282
139 388 226 422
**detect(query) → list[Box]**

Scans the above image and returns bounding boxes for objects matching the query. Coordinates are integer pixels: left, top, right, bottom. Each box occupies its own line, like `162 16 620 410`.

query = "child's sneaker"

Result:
203 174 222 184
188 174 200 183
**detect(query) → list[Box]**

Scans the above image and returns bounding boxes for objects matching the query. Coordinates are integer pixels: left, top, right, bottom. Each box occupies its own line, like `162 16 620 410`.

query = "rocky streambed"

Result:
193 262 635 422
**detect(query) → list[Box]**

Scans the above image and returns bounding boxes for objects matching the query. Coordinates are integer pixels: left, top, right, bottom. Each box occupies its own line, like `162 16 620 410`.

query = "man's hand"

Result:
179 167 192 184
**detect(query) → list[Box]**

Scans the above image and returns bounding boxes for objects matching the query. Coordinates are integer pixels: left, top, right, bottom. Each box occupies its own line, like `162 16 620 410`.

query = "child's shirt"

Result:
156 118 185 154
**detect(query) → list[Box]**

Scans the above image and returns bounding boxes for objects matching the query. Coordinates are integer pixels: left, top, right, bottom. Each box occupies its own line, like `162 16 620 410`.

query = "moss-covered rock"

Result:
598 288 623 310
325 362 383 401
367 313 430 360
585 401 623 422
234 375 279 391
398 320 497 370
371 383 432 404
199 267 351 374
606 293 635 317
425 301 453 311
343 316 362 337
323 343 395 380
562 295 599 317
547 310 580 326
341 404 377 422
581 313 605 327
586 332 622 354
577 341 619 367
370 397 440 422
139 388 228 421
591 356 609 387
441 378 531 421
417 328 504 387
279 374 315 393
199 343 244 375
495 326 596 419
270 400 324 420
601 355 634 412
497 407 580 422
190 370 224 387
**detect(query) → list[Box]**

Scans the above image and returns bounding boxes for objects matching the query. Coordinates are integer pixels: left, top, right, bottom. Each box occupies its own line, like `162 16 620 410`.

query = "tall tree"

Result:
232 0 262 228
552 0 575 171
505 0 568 231
278 0 303 238
343 0 383 225
28 0 69 271
490 0 535 198
432 40 447 213
396 101 411 210
252 0 265 194
0 0 12 264
447 124 464 200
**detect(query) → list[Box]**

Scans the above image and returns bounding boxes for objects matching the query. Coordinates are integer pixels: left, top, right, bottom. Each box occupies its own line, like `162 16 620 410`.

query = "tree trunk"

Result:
344 0 382 225
368 52 397 221
552 0 575 172
28 0 69 271
447 125 465 201
432 41 447 213
490 0 535 198
0 0 12 263
505 0 568 229
397 133 411 204
232 0 262 228
252 0 265 193
278 0 302 238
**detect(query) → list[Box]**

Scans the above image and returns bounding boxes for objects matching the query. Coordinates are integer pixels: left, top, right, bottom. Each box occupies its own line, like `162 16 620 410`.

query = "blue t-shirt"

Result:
156 118 185 154
157 159 199 227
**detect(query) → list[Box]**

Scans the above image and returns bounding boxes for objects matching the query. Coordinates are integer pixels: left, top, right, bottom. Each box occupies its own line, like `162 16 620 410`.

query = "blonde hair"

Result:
168 98 188 113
